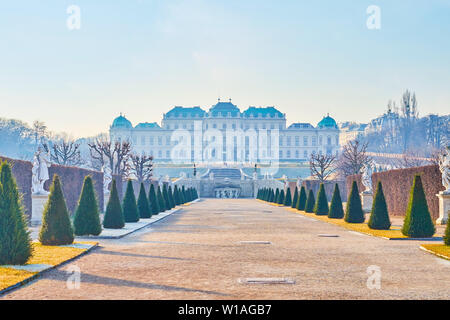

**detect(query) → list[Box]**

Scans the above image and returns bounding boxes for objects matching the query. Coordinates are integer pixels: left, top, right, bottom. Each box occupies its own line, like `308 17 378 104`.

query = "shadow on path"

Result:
95 249 195 261
50 269 229 297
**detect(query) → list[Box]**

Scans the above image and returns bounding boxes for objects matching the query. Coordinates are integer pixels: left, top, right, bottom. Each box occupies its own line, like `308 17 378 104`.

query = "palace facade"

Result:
109 100 340 163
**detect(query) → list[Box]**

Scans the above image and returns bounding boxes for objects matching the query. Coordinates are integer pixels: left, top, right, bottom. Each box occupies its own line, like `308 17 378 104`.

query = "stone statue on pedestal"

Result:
31 147 51 195
438 147 450 194
361 164 373 194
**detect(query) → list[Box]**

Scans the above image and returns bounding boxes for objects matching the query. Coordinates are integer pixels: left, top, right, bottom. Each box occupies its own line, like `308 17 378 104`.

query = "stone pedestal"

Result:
31 193 49 225
360 191 373 212
436 192 450 225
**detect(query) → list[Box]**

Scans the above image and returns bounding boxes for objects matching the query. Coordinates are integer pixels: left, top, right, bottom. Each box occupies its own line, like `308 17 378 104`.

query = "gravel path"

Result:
2 199 449 300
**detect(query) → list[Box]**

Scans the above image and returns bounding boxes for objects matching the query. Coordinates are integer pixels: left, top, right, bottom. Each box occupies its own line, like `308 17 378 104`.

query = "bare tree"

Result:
32 120 47 149
129 154 153 183
400 89 419 152
87 138 111 171
337 139 372 177
114 141 132 178
44 140 84 166
309 153 336 183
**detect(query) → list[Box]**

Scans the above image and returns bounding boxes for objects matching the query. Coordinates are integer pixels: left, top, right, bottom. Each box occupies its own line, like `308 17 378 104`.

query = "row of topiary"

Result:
258 174 446 239
0 159 198 265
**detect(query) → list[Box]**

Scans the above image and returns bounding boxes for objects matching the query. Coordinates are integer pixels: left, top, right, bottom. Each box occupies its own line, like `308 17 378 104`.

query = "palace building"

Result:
109 99 340 163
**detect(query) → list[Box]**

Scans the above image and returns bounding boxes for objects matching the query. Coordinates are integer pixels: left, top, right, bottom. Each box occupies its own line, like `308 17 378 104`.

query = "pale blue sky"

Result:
0 0 449 137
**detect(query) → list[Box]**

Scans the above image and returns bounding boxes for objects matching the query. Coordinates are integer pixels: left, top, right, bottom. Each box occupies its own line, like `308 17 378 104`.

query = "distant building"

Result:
110 100 340 163
339 122 367 146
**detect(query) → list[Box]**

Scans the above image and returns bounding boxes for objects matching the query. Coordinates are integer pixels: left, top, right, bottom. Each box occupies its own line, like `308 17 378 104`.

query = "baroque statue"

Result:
438 147 450 194
361 163 373 193
32 147 51 195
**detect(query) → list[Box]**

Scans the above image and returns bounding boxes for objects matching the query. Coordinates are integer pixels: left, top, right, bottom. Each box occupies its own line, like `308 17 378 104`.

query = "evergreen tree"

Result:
291 187 298 208
180 186 186 204
174 185 181 205
0 161 33 264
73 176 102 236
368 181 391 230
296 186 307 211
39 175 74 245
328 183 344 219
274 189 280 204
194 188 199 199
148 184 160 214
278 190 285 205
444 214 450 246
137 183 151 218
305 189 315 213
162 184 171 210
168 185 175 209
122 180 139 222
401 175 435 237
344 181 365 223
313 183 329 216
103 179 125 229
284 188 292 206
157 186 166 211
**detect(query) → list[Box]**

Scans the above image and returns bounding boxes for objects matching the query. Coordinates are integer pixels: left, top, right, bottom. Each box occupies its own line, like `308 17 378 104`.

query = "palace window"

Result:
303 136 308 146
287 150 291 158
287 136 291 146
158 137 162 145
304 150 308 158
141 136 145 145
319 136 323 145
295 136 299 146
312 136 317 146
149 137 154 145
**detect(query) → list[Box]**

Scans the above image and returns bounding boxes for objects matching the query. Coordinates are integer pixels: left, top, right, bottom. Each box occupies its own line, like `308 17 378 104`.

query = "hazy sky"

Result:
0 0 449 137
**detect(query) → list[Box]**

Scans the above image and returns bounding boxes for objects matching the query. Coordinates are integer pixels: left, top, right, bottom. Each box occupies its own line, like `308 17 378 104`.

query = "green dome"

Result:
135 122 161 129
317 115 337 129
112 115 132 129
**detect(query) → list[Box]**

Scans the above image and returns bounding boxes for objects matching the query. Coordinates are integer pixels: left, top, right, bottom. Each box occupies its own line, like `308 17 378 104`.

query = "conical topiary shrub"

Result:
401 175 435 238
314 183 329 216
103 179 124 229
284 188 292 206
39 174 74 245
328 183 344 219
368 181 391 230
162 184 171 210
122 180 139 223
296 186 307 211
73 176 102 236
180 186 186 204
157 186 166 211
444 214 450 246
345 181 365 223
168 186 175 209
274 189 280 204
0 161 33 264
278 190 285 205
291 187 298 208
305 189 315 213
174 185 181 205
148 184 160 214
137 183 151 218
